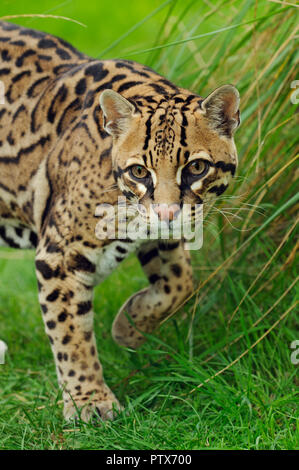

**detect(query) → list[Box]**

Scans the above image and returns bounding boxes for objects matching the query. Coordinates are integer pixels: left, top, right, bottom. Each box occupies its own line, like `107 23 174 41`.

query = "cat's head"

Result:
99 85 240 229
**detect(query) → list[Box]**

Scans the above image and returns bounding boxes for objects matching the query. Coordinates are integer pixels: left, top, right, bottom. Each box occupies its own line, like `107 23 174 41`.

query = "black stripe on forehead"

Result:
180 112 188 147
143 112 153 150
149 150 154 167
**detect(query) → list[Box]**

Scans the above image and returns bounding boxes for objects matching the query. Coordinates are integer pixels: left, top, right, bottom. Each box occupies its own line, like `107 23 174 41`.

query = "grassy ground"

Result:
0 0 298 450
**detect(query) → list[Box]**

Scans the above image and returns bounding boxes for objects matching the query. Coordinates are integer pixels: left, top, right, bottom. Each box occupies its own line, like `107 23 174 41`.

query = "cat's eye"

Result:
129 165 149 180
187 159 209 177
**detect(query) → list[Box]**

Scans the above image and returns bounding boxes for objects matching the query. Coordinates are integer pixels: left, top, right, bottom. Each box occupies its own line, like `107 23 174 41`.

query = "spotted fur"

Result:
0 22 240 422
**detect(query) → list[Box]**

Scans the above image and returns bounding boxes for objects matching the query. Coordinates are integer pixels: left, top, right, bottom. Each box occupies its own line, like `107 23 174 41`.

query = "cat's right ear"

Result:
200 85 240 138
99 90 136 137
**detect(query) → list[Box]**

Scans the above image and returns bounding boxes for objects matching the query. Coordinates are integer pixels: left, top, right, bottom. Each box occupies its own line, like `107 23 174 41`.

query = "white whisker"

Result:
211 206 253 232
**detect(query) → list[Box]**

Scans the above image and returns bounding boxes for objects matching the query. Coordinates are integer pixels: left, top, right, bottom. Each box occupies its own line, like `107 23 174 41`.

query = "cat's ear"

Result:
99 90 136 137
200 85 240 137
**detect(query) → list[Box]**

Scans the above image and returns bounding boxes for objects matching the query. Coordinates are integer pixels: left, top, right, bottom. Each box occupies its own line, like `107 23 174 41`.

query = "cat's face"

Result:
100 86 240 228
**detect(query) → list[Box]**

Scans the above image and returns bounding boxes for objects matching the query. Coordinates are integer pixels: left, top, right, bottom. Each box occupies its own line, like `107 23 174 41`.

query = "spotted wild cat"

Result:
0 21 240 421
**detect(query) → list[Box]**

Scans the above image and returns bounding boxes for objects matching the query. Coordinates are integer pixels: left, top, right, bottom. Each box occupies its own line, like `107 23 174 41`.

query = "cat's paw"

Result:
64 395 123 423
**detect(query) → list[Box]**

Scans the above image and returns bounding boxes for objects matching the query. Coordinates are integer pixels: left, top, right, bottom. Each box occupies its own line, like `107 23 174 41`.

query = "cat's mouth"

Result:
124 203 203 240
95 200 203 242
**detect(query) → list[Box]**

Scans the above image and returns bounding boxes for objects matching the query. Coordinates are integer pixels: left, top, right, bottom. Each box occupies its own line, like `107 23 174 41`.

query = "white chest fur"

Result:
73 239 144 286
95 239 143 283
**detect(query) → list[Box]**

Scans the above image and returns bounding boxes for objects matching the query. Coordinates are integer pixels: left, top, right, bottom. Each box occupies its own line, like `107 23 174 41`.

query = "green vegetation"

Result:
0 0 298 450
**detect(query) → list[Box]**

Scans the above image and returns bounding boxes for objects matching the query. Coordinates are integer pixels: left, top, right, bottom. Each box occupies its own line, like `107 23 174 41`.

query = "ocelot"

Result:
0 21 240 421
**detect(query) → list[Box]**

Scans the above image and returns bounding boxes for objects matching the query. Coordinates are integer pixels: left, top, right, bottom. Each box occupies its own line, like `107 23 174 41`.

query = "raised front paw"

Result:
112 286 175 349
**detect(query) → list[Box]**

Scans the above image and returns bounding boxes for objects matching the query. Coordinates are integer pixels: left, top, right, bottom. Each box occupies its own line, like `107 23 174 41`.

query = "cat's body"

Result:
0 21 240 421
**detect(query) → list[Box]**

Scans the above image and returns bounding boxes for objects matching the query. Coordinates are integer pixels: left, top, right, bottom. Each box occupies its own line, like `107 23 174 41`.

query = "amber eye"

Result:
129 165 149 179
187 159 209 177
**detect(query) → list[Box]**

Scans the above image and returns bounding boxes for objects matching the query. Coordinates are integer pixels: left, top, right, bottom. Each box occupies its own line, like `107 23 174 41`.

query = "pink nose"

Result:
153 204 180 222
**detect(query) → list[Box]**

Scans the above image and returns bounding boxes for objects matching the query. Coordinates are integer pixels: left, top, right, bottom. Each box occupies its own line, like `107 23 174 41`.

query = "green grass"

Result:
0 0 298 450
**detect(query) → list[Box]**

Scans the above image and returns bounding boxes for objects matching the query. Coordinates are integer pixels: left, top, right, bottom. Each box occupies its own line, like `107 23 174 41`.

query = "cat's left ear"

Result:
99 90 137 137
200 85 240 137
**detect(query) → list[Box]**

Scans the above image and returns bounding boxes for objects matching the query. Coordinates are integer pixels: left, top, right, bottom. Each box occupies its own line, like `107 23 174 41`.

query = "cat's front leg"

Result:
112 240 193 348
35 241 121 422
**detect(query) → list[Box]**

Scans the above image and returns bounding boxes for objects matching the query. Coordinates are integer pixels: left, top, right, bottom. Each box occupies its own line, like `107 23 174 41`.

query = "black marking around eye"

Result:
179 181 190 201
176 148 181 164
129 170 154 200
208 184 228 196
180 160 210 190
113 166 125 180
146 179 154 199
215 161 236 176
184 151 190 163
